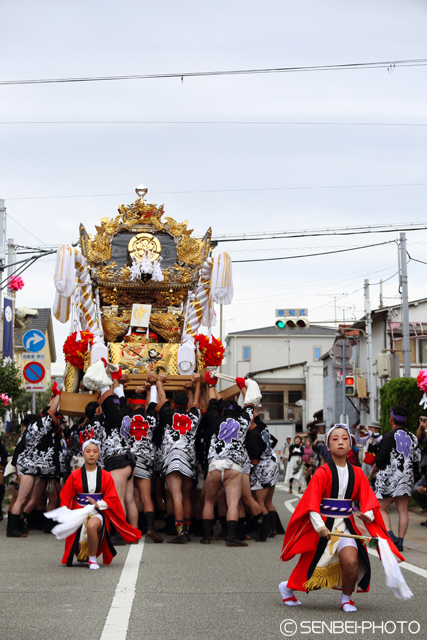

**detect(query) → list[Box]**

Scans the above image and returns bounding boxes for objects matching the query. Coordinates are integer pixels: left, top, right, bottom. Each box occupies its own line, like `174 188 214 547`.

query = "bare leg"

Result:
165 472 184 521
241 474 262 516
254 487 269 516
181 475 193 520
223 470 243 521
339 546 359 596
202 471 222 520
110 466 131 514
46 481 60 512
124 473 138 528
216 487 227 516
136 477 155 513
22 478 47 514
11 475 36 515
394 494 410 538
87 516 102 557
338 545 359 611
378 496 394 532
153 473 166 514
265 485 276 512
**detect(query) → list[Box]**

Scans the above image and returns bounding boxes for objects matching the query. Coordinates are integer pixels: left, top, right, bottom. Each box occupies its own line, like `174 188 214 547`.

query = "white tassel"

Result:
129 259 141 282
140 250 153 275
152 257 164 282
243 379 262 406
210 252 234 305
83 360 112 390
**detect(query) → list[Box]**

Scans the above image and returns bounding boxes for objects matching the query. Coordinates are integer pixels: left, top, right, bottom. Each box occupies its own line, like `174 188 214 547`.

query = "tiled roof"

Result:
227 324 336 337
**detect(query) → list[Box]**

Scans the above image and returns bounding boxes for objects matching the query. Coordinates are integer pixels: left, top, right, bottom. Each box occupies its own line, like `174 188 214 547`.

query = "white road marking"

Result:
284 497 427 580
100 539 145 640
284 498 300 513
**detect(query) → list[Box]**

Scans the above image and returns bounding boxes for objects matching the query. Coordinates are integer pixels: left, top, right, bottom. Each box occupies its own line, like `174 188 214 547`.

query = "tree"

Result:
379 377 423 434
14 387 53 415
0 353 24 418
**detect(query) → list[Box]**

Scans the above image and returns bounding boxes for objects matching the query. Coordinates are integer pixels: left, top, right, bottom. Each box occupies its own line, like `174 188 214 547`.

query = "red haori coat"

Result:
281 461 405 593
60 466 142 566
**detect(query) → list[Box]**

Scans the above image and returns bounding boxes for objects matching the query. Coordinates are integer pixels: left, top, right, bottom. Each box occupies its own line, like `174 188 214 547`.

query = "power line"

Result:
5 211 49 246
6 184 427 201
232 240 395 263
1 57 426 86
2 120 427 126
214 222 427 242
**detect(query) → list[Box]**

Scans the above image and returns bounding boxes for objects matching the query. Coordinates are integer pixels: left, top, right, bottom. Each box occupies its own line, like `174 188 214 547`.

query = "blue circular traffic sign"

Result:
23 362 46 384
23 329 46 353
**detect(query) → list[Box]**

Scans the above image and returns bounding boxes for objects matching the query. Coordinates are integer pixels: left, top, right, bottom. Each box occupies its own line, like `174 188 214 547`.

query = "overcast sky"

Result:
1 0 427 374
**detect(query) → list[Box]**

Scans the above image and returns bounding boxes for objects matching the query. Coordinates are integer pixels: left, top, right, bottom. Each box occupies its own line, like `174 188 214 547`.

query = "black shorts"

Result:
104 452 136 480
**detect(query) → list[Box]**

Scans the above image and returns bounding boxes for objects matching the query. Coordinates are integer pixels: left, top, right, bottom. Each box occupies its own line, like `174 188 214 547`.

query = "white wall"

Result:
225 329 335 421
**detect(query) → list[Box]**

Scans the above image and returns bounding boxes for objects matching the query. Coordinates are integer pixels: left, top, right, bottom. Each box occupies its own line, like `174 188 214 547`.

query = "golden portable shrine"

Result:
53 182 236 416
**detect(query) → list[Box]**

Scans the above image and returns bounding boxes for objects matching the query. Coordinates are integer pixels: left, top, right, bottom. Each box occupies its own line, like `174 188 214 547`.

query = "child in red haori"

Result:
46 439 141 569
279 424 411 612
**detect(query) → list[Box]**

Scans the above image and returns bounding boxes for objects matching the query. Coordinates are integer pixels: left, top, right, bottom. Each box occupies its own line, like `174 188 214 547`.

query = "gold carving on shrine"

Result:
128 233 161 261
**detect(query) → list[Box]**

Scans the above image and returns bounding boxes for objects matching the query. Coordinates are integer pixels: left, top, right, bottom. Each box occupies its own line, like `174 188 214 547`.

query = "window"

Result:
393 339 417 365
420 339 427 367
314 346 321 361
288 390 303 405
323 366 328 377
261 392 284 420
243 346 251 361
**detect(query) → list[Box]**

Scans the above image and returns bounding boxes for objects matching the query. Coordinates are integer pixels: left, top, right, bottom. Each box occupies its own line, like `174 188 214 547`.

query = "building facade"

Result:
224 324 336 441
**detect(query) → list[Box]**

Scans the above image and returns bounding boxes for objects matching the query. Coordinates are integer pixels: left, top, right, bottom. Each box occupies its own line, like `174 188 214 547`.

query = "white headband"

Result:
82 439 101 454
326 423 351 447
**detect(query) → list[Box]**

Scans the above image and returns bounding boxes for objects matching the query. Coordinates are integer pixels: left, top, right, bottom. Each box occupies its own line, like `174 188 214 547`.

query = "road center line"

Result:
100 539 145 640
284 497 427 580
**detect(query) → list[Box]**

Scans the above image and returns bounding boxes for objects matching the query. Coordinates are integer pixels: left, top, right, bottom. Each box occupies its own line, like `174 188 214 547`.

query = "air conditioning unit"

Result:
376 353 391 378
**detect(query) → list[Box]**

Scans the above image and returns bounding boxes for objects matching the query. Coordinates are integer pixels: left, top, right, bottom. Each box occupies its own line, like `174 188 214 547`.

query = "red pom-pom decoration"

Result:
110 367 123 381
51 381 61 396
8 276 24 291
63 331 94 369
205 371 218 386
194 334 225 367
236 377 246 389
418 370 427 393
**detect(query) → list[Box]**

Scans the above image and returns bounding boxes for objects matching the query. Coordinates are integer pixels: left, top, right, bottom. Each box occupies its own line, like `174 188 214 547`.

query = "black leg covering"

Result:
225 520 248 547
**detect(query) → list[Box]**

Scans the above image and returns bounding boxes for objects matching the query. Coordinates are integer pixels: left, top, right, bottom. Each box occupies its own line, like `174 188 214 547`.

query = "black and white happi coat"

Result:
206 398 254 468
160 401 201 478
125 402 158 480
16 414 60 478
246 417 280 490
374 426 420 499
100 395 128 462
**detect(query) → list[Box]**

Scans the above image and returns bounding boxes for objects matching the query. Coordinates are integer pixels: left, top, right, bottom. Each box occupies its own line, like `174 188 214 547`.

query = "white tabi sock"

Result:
341 592 357 612
279 581 302 606
88 555 100 570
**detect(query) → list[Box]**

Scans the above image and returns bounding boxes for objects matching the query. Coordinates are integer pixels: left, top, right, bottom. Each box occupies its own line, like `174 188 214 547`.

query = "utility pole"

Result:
364 279 375 417
399 233 411 377
0 200 6 350
342 336 347 422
